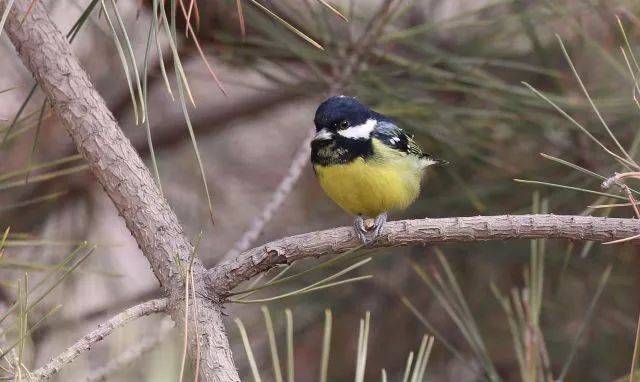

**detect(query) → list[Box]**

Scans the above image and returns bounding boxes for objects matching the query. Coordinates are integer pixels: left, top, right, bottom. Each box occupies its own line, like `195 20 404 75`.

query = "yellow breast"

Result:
314 140 424 217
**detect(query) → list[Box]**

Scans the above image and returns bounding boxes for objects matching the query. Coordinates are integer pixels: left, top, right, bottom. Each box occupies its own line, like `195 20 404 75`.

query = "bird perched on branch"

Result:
311 96 447 244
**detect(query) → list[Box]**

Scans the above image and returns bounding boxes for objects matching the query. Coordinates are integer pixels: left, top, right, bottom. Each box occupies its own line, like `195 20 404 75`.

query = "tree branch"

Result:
1 1 239 380
31 299 168 380
208 214 640 294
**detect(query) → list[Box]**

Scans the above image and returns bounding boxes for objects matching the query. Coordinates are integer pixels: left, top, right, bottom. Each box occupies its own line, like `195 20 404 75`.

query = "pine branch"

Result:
208 214 640 294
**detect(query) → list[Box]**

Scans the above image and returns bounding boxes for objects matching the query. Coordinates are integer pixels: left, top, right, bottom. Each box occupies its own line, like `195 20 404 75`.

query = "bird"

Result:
310 95 447 244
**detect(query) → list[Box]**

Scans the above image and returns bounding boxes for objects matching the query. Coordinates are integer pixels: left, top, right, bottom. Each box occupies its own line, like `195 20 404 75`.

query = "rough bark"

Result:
209 214 640 294
0 1 239 381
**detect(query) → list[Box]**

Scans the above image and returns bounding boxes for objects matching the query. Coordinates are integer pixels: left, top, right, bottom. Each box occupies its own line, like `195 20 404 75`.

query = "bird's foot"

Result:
353 212 388 245
354 215 370 244
372 212 387 239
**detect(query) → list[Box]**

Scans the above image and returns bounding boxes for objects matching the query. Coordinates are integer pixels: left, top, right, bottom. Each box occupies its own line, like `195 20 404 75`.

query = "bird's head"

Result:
313 96 376 141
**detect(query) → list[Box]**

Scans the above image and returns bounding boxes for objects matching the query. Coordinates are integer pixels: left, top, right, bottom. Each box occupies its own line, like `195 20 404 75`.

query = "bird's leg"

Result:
353 214 369 244
371 212 388 240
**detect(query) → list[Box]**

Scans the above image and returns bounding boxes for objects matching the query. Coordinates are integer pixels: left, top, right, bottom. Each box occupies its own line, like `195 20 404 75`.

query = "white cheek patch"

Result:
314 128 333 140
338 118 376 139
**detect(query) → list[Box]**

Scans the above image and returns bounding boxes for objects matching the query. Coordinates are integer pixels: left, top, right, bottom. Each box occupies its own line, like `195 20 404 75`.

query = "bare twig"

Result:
84 318 174 382
31 298 168 380
209 214 640 294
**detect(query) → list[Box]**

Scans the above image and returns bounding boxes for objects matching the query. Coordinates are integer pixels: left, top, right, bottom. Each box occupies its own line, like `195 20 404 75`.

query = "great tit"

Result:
311 96 446 244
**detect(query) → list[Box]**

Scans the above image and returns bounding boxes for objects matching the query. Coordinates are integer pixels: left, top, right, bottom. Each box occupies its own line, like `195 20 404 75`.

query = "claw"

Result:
354 215 370 244
371 212 387 239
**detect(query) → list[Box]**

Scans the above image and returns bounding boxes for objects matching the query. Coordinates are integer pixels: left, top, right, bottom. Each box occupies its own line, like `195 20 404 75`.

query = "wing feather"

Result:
372 120 447 168
372 121 423 157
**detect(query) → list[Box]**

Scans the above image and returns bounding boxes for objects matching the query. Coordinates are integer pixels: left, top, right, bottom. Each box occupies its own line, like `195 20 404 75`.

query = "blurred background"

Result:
2 0 640 380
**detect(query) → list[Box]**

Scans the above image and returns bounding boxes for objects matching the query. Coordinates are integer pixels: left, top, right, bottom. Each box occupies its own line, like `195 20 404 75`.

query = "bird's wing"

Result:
372 120 424 157
373 120 448 167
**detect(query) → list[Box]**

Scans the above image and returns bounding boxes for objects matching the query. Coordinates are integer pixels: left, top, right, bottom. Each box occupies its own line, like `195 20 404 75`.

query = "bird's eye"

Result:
339 120 349 129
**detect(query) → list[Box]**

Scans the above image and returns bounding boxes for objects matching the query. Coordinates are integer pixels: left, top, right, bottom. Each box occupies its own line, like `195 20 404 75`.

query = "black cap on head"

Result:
314 96 371 131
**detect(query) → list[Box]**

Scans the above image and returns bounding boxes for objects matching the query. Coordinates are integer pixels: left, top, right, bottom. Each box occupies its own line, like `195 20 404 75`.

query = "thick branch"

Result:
209 214 640 293
32 299 168 380
1 1 239 380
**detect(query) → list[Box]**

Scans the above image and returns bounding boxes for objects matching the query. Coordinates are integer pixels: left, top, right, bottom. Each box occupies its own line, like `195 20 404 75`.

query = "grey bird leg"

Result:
371 212 388 240
353 215 369 244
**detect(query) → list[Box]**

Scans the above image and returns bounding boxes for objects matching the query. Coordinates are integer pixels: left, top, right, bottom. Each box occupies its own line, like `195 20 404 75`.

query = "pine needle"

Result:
317 0 348 21
319 309 332 382
261 306 283 382
285 309 294 382
249 0 324 50
235 318 262 382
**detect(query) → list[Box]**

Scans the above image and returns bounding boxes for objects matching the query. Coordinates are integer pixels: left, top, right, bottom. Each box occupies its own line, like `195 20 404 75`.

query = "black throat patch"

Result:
310 135 373 166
